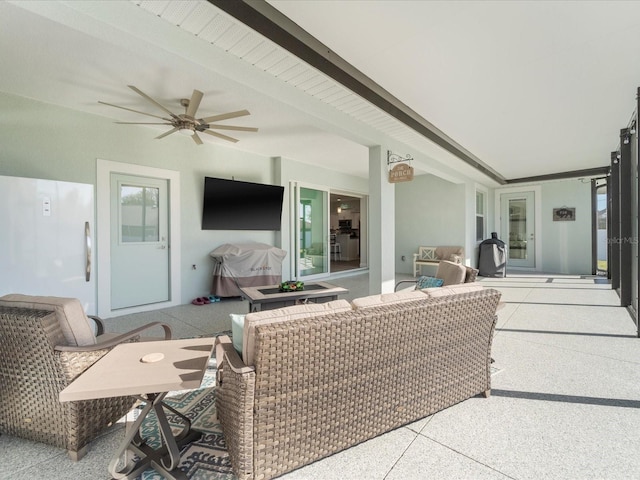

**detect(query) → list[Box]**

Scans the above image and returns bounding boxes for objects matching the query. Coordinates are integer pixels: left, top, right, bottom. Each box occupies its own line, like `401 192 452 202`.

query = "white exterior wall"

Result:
0 92 368 302
395 174 466 276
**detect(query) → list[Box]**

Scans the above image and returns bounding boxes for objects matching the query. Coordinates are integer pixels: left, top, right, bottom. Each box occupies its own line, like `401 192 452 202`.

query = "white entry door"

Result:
501 191 536 268
110 174 170 309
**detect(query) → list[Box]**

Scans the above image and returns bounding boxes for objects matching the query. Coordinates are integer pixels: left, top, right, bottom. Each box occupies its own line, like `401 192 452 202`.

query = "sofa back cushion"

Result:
243 299 352 366
352 290 426 309
421 282 484 298
435 260 467 285
0 294 96 346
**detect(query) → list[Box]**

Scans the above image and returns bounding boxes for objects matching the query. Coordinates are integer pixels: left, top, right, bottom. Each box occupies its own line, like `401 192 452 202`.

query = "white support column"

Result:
368 146 396 294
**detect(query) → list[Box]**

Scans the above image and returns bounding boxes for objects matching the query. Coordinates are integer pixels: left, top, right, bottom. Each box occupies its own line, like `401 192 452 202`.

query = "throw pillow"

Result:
415 276 444 289
229 313 246 355
449 254 463 264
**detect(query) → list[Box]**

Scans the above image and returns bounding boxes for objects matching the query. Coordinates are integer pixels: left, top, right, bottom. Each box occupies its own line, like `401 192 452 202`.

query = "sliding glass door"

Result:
293 184 330 279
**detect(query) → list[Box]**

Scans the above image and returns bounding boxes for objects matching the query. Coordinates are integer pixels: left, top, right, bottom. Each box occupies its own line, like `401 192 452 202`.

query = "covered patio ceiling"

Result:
1 1 639 184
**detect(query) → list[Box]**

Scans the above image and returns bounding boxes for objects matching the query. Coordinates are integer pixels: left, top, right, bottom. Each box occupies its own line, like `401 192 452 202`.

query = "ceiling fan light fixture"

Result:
179 127 195 136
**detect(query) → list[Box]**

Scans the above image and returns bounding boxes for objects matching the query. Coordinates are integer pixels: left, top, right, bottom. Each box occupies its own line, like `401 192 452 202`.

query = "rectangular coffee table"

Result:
240 281 348 312
60 338 215 480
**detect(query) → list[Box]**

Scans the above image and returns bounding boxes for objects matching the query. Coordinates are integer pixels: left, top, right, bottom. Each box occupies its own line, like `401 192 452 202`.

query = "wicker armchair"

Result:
0 295 172 460
395 260 479 291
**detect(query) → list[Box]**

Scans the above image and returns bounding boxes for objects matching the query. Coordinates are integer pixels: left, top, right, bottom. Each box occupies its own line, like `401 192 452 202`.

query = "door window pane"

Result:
508 198 527 259
596 184 607 273
120 185 159 242
476 191 485 241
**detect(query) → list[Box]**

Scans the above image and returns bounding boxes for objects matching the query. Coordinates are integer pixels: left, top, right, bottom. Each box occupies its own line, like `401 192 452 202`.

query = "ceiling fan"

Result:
99 85 258 144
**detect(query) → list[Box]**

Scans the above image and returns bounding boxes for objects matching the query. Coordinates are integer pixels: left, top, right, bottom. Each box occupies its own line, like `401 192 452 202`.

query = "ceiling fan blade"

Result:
192 132 203 145
199 109 250 123
201 129 239 143
98 101 171 121
205 124 258 132
128 85 180 120
115 122 173 125
156 127 178 140
185 89 203 119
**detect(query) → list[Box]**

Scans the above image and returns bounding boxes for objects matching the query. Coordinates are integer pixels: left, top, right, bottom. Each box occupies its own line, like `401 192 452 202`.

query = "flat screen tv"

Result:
202 177 285 231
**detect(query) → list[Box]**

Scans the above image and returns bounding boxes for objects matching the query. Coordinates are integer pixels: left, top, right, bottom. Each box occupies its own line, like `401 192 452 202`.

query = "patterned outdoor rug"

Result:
132 352 502 479
134 360 235 480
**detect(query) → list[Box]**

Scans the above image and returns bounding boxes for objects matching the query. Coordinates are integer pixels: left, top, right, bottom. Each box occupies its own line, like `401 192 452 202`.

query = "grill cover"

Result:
210 243 287 297
478 233 507 277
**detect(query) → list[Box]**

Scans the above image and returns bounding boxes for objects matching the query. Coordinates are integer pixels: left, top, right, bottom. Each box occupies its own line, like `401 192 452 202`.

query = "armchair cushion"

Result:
0 294 96 346
435 260 466 286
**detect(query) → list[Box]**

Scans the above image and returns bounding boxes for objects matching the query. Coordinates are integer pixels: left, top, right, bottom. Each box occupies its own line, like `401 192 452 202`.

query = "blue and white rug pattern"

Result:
134 363 235 480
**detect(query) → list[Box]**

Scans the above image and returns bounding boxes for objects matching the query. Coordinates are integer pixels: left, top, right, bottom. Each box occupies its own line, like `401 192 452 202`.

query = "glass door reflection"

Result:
296 186 329 279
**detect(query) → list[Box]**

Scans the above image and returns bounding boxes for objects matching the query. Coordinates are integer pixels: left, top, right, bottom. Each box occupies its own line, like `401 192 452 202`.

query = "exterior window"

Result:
476 191 486 242
120 185 159 243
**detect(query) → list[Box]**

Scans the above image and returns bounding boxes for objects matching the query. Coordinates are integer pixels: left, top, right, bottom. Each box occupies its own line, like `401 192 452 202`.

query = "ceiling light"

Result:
179 127 195 136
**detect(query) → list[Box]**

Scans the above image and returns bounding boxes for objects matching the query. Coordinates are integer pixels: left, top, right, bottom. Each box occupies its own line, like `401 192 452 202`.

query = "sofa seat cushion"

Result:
352 290 426 310
422 282 484 297
0 294 96 346
435 260 467 285
243 299 352 366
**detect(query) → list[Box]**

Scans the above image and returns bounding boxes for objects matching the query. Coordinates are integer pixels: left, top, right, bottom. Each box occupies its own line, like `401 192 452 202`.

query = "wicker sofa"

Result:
215 285 501 480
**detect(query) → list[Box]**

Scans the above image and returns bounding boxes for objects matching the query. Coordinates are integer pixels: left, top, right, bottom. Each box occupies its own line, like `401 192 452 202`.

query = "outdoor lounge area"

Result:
2 2 640 479
2 271 639 480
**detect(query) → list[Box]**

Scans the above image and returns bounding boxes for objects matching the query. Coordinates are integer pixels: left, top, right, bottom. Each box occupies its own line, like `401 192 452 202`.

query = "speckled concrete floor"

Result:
3 272 639 480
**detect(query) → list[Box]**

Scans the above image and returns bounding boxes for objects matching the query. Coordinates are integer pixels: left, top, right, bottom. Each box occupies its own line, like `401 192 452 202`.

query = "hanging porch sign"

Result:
387 151 414 183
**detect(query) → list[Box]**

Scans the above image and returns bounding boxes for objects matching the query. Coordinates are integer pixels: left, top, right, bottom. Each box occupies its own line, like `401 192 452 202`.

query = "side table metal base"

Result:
109 392 201 480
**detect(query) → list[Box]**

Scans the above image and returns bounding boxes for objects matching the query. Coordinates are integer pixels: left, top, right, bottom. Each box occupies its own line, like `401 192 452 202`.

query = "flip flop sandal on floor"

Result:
208 295 220 303
192 298 205 305
202 297 211 304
